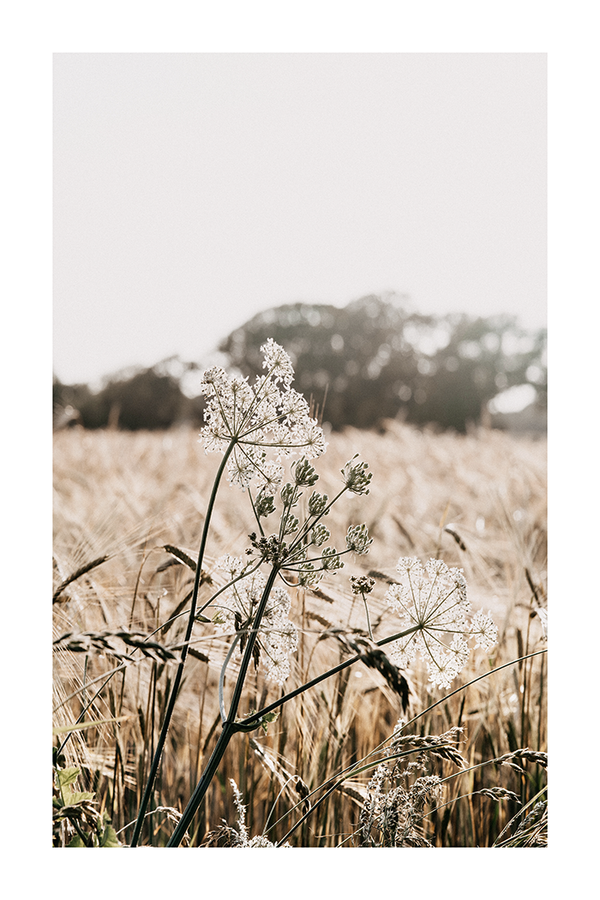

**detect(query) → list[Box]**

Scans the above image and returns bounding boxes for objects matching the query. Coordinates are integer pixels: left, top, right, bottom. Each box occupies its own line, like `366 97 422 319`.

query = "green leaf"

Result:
64 789 95 804
67 834 86 847
260 711 279 734
56 767 80 788
98 820 121 847
55 766 95 805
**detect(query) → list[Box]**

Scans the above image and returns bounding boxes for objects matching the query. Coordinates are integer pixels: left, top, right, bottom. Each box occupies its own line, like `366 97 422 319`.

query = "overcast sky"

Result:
53 52 546 386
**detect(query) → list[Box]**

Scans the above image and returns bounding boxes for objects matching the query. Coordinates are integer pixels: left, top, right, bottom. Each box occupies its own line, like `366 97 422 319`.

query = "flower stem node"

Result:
248 533 289 566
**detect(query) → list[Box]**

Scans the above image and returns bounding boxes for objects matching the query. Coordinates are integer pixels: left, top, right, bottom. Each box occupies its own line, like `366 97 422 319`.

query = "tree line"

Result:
53 294 546 434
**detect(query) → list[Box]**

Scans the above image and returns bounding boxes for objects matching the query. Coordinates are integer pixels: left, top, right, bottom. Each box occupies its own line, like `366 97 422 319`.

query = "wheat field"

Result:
52 421 547 847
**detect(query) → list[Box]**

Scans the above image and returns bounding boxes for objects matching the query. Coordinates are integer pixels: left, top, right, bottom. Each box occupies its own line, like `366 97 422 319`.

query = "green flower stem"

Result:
237 625 422 730
247 485 267 536
166 565 279 847
130 441 236 848
218 632 242 723
225 564 278 721
283 545 354 570
362 594 374 640
168 719 237 846
289 487 347 550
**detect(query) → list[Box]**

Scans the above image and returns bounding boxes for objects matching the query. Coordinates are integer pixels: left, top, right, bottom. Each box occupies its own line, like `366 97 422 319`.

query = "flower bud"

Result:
311 524 330 547
292 457 319 487
322 547 343 571
346 523 372 554
350 574 376 595
308 491 329 517
341 456 372 495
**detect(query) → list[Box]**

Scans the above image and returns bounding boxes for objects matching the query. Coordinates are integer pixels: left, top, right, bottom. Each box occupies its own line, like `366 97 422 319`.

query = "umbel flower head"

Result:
199 339 326 490
212 556 298 685
384 558 498 689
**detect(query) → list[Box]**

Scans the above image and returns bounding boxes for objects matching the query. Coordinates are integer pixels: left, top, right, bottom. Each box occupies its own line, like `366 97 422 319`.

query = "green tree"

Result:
405 314 547 430
220 296 546 433
220 294 429 429
54 363 199 430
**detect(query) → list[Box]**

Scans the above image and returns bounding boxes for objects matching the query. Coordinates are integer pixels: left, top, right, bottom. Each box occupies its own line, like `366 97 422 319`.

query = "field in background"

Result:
53 422 547 846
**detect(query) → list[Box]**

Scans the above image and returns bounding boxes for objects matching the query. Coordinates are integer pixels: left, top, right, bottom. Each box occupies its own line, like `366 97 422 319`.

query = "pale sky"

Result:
53 52 546 386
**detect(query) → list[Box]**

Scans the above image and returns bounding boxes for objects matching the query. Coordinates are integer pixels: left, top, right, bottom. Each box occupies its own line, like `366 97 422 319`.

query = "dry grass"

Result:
53 421 547 847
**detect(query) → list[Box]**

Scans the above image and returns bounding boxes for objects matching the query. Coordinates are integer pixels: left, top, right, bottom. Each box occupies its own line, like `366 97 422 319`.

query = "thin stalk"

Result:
362 594 373 640
130 441 235 847
54 557 265 729
167 565 279 847
492 787 547 847
288 486 347 551
219 633 242 723
167 719 237 846
237 624 422 729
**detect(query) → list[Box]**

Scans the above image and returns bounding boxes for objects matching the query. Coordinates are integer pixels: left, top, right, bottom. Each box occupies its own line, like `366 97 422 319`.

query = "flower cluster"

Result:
384 558 498 688
212 557 298 685
346 523 373 554
341 455 373 495
238 454 372 591
350 575 376 596
199 340 326 490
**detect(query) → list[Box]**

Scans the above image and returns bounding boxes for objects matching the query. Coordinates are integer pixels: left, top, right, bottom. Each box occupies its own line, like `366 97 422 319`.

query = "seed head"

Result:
322 546 344 572
311 524 331 547
350 575 376 595
292 457 319 487
308 491 329 517
254 491 276 519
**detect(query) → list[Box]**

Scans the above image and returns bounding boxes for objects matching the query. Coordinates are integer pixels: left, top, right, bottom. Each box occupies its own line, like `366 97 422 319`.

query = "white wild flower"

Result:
260 337 295 386
199 341 326 491
384 557 498 688
213 557 298 685
470 608 500 650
